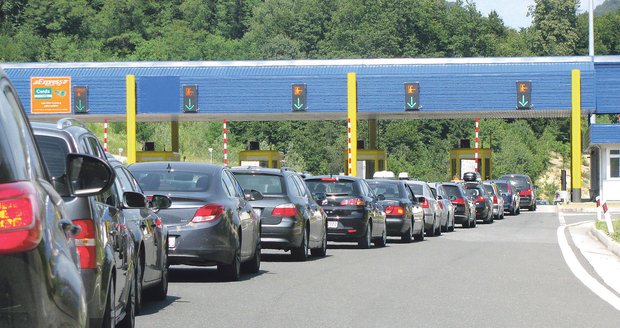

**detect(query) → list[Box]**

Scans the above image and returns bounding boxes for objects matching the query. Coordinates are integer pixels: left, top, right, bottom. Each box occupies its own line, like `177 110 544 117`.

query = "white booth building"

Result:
589 124 620 201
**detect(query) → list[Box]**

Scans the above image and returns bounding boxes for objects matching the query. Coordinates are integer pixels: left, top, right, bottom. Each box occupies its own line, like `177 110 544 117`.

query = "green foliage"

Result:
529 0 580 56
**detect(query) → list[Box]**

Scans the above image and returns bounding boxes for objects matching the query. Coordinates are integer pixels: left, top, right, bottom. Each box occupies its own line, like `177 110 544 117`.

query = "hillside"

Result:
595 0 620 16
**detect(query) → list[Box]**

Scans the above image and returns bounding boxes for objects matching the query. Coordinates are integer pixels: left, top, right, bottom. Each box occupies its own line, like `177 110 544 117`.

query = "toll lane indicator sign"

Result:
73 86 88 113
404 82 420 111
292 84 307 112
516 81 532 110
183 85 198 113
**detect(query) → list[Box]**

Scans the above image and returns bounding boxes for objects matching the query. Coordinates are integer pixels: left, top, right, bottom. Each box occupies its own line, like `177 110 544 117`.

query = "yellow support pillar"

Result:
348 72 357 177
171 121 179 152
126 75 137 164
571 69 582 202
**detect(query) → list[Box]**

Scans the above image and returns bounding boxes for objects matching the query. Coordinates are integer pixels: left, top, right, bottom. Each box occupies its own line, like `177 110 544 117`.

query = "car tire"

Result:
242 239 261 273
102 280 115 328
311 229 328 256
401 221 413 243
373 225 387 247
149 251 168 301
358 223 372 249
434 218 442 236
426 217 435 236
530 203 536 211
511 207 516 215
449 215 455 232
218 237 241 281
414 222 425 241
118 270 136 328
462 217 470 228
516 207 520 215
292 225 309 260
472 216 477 228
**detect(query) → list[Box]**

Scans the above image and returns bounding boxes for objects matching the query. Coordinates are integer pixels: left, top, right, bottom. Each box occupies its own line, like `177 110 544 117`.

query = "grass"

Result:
595 219 620 242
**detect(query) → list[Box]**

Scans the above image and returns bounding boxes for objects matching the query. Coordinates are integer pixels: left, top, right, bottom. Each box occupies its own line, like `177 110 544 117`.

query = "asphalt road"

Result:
136 208 620 327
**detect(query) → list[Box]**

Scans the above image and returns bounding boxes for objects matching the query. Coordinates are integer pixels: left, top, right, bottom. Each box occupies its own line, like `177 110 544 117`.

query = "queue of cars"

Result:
0 68 534 327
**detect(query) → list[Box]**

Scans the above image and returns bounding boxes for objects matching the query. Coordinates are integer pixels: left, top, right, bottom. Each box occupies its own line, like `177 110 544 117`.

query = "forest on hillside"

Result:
2 0 620 200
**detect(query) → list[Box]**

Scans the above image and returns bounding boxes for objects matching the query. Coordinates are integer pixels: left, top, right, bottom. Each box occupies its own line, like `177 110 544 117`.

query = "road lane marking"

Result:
556 218 620 311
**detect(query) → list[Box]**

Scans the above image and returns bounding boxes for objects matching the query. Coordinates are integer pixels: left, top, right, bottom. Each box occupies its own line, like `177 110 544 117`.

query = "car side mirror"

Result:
123 191 148 208
150 194 172 210
417 196 425 203
245 189 263 201
66 154 115 197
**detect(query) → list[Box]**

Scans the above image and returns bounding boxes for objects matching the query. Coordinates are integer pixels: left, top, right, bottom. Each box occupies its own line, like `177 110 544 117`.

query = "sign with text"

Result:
31 77 71 114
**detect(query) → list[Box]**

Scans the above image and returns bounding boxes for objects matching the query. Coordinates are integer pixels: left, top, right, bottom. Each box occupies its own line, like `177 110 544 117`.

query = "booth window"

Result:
611 149 620 178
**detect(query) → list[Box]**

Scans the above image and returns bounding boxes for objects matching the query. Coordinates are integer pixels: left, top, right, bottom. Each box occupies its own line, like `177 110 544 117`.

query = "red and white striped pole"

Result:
602 198 615 234
347 118 352 175
475 118 479 173
103 118 108 152
223 119 228 166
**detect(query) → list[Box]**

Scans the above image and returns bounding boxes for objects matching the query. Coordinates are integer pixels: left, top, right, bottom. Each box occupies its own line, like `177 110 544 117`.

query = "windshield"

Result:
130 170 213 192
233 173 285 195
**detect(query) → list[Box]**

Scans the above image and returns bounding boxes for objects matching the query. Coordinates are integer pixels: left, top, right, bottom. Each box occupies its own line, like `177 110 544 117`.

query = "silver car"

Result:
482 181 505 220
405 181 442 237
429 183 455 232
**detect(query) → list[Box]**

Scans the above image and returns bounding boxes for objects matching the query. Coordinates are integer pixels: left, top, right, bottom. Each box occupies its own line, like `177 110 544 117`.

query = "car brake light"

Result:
192 204 224 223
438 202 444 209
0 182 41 254
340 198 364 206
385 205 405 216
73 219 97 269
493 196 498 204
476 196 485 202
451 198 465 205
272 204 297 217
519 189 532 196
155 217 163 229
420 198 429 208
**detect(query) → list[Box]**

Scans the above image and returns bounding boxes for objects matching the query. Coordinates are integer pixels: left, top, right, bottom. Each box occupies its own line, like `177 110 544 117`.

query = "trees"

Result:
529 0 580 56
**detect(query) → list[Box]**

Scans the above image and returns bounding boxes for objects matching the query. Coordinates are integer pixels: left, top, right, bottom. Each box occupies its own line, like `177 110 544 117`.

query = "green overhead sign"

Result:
292 84 307 112
404 82 420 111
516 81 532 110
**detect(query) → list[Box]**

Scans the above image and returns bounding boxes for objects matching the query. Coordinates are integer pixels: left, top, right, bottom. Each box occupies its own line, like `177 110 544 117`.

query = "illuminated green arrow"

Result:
407 97 417 108
75 100 85 112
519 95 529 107
185 98 195 111
294 98 304 110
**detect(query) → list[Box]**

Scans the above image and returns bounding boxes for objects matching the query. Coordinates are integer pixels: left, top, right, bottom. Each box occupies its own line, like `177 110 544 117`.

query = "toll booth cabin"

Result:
345 149 387 179
238 142 284 168
449 146 492 180
136 141 180 162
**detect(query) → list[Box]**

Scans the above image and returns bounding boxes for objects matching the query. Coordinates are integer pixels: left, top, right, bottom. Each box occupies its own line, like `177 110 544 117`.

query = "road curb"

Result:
590 224 620 259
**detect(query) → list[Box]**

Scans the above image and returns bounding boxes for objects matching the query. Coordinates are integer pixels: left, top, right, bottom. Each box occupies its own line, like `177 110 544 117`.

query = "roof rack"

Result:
56 118 85 130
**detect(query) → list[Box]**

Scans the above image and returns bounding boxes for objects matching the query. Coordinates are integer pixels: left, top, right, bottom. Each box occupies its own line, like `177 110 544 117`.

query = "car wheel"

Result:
400 220 413 243
426 217 435 236
441 216 449 232
135 260 143 314
218 237 241 281
414 222 425 241
516 207 520 215
102 280 115 328
118 270 136 328
311 229 328 256
358 223 372 249
292 225 309 260
449 215 455 232
462 216 470 228
149 251 168 301
530 203 537 211
373 225 387 247
434 218 442 236
242 239 261 273
472 216 477 228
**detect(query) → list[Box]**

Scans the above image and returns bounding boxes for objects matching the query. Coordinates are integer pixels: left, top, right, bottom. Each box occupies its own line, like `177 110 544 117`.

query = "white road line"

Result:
557 212 620 311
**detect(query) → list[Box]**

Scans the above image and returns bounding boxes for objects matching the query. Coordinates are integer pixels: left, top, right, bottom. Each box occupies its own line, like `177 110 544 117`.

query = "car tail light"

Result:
271 204 297 217
451 198 465 205
385 205 405 216
320 178 337 182
438 202 444 209
0 182 41 254
192 204 224 223
420 197 429 208
73 219 97 269
520 189 532 196
340 198 364 206
493 196 498 204
476 196 485 203
155 217 163 229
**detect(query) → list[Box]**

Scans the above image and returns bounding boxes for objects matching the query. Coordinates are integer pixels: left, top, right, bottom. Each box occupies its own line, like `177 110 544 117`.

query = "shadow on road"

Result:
260 253 332 262
138 295 180 316
167 266 268 283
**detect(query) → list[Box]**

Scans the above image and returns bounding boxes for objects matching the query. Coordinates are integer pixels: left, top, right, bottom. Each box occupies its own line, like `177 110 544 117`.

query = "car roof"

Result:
230 166 289 176
305 175 361 181
128 161 221 174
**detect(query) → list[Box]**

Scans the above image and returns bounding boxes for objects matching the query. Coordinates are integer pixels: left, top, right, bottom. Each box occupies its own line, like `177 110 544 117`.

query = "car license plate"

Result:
253 208 262 218
168 236 176 249
328 221 338 228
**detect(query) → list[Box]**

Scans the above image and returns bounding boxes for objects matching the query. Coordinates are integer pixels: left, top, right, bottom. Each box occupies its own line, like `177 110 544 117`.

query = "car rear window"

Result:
482 184 494 195
466 187 482 197
442 185 462 198
499 176 530 189
233 173 285 195
367 182 403 199
407 183 423 195
306 179 356 196
496 183 510 193
131 170 213 192
35 135 70 178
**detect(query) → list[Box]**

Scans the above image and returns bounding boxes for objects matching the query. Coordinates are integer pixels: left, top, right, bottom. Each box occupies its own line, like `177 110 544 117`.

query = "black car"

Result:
231 167 327 260
499 174 536 211
33 120 144 327
304 176 387 248
463 184 493 224
367 179 425 242
0 69 113 327
441 182 476 228
107 155 172 306
129 162 261 281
